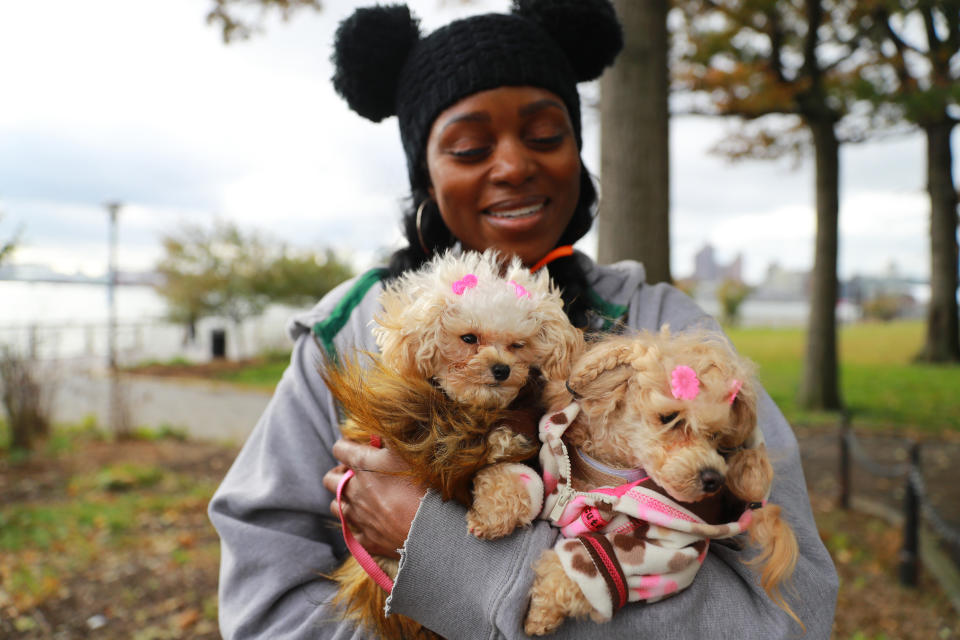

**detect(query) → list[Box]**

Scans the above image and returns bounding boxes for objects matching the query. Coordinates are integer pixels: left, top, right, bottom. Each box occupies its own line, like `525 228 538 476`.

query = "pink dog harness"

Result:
538 403 755 620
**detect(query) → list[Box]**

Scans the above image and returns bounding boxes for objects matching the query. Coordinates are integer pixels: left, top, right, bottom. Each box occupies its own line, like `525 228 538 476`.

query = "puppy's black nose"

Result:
700 468 724 494
491 364 511 382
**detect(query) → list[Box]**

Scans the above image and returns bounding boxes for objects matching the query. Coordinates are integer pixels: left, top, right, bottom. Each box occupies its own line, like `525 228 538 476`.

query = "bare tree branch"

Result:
207 0 322 43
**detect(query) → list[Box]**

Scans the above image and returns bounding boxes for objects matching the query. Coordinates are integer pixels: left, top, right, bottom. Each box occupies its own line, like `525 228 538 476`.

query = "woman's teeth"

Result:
486 202 544 218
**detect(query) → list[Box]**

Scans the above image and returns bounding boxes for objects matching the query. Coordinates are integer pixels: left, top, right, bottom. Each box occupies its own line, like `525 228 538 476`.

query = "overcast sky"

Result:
0 0 953 285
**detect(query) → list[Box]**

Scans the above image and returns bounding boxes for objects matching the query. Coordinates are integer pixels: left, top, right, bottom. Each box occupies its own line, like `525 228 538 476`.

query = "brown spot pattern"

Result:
570 551 599 578
562 539 582 554
629 519 651 539
667 550 697 572
550 412 568 425
612 533 646 565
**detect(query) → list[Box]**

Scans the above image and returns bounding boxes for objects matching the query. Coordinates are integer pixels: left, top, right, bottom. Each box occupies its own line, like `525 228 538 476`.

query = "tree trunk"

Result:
799 117 843 410
598 0 671 283
918 120 960 362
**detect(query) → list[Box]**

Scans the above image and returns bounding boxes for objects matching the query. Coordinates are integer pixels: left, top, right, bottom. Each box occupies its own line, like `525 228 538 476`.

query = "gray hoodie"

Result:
209 253 838 639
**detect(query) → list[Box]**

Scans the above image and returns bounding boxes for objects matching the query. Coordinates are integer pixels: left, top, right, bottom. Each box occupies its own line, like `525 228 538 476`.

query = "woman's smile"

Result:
482 196 547 218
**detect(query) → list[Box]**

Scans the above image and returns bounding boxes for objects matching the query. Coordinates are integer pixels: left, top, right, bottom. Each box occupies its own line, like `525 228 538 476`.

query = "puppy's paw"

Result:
524 550 595 636
466 508 518 540
467 463 543 540
485 426 534 463
524 604 564 636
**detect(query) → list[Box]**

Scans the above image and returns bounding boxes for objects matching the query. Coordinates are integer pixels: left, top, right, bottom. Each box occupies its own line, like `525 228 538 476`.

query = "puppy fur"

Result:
525 329 800 634
323 249 583 640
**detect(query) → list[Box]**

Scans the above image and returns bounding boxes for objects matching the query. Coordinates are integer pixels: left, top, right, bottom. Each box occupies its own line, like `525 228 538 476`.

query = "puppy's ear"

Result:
565 338 637 395
375 286 441 379
564 338 637 426
729 376 759 436
378 326 427 378
726 444 773 504
537 315 585 383
568 362 634 431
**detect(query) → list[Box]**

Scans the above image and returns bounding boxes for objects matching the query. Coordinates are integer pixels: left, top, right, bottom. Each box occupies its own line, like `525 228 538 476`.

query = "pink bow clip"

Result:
452 274 478 295
727 379 743 405
509 280 532 299
671 365 700 400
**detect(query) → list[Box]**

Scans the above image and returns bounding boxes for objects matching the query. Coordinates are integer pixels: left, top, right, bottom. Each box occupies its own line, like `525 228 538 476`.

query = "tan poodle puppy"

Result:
524 329 800 635
323 249 584 640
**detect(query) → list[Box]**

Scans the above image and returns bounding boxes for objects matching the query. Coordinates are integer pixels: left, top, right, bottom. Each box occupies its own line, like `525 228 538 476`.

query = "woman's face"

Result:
425 86 581 267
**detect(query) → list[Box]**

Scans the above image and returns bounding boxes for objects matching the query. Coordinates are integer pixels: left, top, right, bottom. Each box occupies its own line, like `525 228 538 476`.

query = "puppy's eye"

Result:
510 342 525 350
460 334 478 344
659 412 679 425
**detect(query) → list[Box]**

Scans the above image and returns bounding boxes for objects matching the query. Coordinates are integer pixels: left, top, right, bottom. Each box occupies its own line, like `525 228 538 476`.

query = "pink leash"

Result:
335 435 395 593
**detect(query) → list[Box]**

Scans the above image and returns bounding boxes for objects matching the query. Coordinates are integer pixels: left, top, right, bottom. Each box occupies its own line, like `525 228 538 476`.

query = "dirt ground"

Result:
2 427 959 638
124 359 263 380
795 424 960 638
1 439 235 639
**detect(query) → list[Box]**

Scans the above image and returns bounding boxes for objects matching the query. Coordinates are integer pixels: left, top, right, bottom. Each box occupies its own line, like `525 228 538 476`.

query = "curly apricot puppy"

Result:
323 249 583 640
525 329 800 635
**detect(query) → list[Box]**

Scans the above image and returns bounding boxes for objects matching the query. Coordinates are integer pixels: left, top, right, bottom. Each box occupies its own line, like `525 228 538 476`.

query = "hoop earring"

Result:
415 198 432 256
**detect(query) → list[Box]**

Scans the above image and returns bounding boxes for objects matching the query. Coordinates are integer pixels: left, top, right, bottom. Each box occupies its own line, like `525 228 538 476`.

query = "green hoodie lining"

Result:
312 267 388 360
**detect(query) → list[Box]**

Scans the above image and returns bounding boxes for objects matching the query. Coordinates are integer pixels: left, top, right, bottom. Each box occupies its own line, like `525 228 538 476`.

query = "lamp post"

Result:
104 201 126 436
105 202 120 371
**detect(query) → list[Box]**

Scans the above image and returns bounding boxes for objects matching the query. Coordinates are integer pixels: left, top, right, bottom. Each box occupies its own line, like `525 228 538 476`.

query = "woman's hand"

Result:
323 439 426 559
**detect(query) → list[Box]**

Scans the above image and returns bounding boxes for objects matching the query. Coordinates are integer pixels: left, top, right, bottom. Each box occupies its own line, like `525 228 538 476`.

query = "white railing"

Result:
0 309 296 368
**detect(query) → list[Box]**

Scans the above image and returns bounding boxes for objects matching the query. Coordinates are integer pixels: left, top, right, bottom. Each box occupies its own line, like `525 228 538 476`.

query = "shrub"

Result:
861 294 908 322
0 346 52 452
716 279 752 326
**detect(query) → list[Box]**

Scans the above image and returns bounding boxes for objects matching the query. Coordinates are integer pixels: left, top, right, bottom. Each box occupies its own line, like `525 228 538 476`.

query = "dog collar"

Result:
573 447 647 485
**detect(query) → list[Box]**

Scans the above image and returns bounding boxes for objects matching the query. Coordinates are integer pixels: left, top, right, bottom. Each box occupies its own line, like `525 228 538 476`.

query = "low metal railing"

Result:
838 412 960 587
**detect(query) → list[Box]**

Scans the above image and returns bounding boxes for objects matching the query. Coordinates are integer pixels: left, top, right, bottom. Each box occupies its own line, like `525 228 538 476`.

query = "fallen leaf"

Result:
175 608 201 630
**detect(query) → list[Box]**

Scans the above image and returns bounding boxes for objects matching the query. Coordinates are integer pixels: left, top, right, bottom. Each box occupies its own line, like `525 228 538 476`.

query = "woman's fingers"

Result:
325 439 425 558
332 438 407 472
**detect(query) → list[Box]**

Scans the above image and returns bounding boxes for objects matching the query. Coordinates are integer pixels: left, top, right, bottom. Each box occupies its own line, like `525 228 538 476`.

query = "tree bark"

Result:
598 0 671 284
799 117 843 411
919 120 960 362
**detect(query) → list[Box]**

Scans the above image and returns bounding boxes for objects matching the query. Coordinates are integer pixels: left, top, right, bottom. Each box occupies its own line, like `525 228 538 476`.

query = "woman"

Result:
208 2 838 638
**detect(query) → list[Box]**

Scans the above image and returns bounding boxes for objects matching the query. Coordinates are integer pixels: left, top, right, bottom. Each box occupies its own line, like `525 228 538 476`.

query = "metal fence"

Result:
837 412 960 590
0 312 295 367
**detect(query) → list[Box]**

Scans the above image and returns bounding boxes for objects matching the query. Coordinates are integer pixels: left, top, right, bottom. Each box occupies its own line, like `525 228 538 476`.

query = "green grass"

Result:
132 355 195 368
726 320 960 433
214 351 290 389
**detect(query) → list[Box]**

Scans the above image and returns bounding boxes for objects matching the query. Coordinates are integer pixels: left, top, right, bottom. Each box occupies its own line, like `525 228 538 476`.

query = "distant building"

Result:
693 245 720 282
752 262 810 301
691 244 745 285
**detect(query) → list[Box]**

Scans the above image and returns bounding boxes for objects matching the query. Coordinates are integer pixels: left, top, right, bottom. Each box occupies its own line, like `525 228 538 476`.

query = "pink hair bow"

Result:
509 280 532 299
452 274 478 295
727 379 743 405
670 365 700 400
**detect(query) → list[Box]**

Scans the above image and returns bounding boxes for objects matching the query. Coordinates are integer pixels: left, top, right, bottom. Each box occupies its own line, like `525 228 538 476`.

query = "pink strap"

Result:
336 469 395 593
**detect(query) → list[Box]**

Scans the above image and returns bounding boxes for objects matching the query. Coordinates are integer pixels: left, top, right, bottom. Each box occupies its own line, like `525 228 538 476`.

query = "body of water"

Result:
0 280 300 364
0 280 167 325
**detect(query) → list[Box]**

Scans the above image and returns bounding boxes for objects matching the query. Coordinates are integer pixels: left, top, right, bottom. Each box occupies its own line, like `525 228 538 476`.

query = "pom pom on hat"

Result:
331 4 421 122
512 0 623 81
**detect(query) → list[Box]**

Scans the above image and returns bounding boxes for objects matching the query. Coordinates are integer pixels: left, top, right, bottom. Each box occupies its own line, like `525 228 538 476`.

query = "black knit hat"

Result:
332 0 623 187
